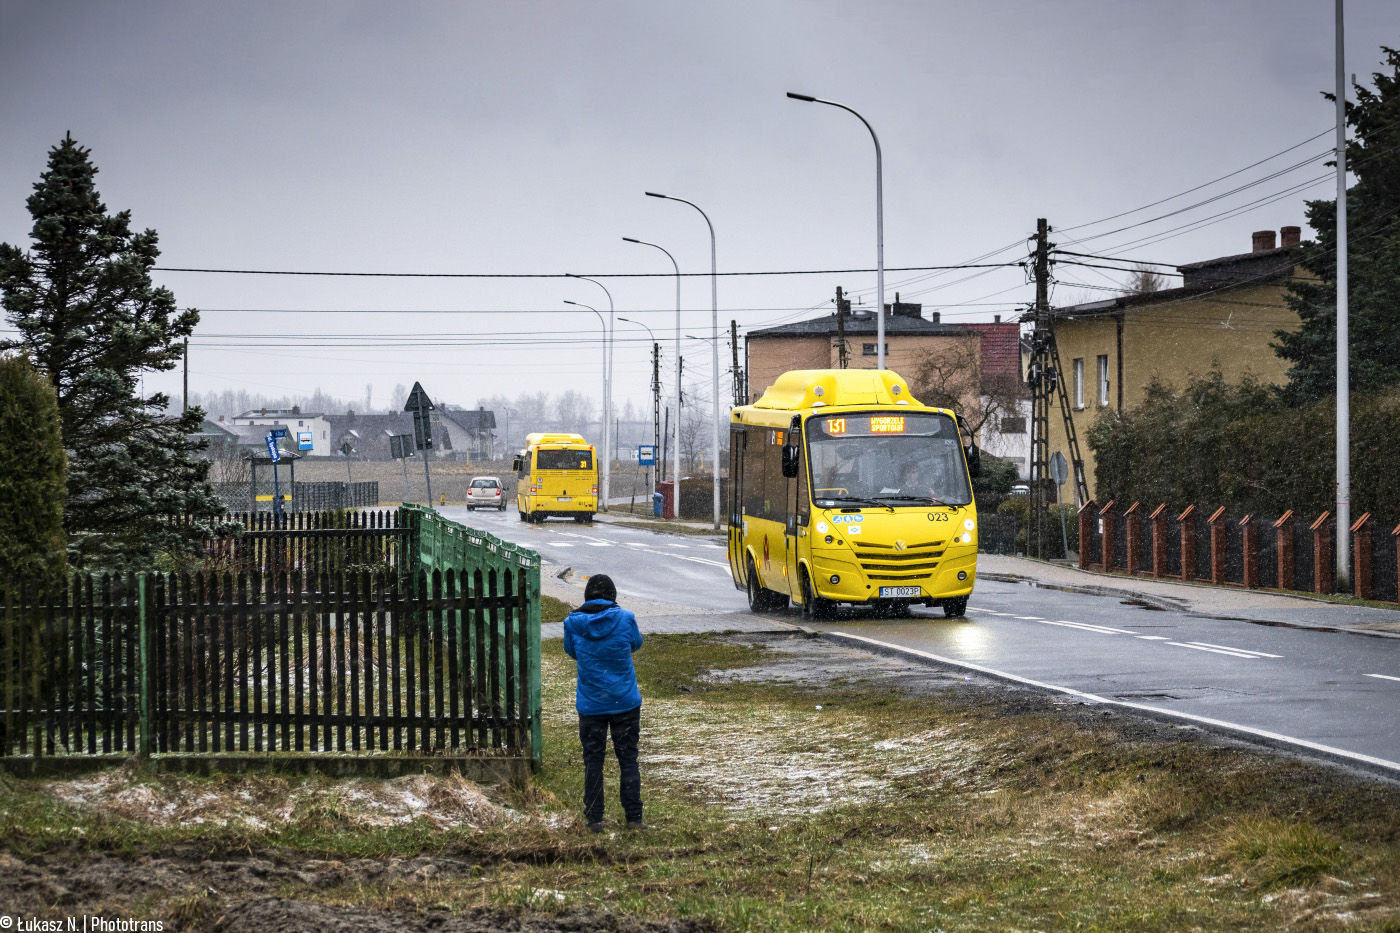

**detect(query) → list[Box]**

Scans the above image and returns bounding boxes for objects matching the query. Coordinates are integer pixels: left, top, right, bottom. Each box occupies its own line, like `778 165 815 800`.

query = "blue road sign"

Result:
297 430 313 450
270 428 288 439
265 433 281 463
638 444 656 466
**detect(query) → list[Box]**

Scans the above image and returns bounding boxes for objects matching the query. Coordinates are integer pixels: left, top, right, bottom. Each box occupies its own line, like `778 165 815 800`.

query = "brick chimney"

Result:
1280 225 1301 248
1252 230 1277 252
931 311 941 323
994 314 1001 323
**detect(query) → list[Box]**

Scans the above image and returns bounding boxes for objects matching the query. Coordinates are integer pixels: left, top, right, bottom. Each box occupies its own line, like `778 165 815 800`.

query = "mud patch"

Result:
213 897 714 932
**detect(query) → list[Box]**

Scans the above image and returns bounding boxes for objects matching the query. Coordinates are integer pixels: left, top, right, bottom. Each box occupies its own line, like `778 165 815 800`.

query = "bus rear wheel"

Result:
943 596 968 618
800 570 833 621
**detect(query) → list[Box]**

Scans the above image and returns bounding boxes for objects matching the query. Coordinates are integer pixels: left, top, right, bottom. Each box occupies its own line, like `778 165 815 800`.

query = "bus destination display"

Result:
821 415 909 436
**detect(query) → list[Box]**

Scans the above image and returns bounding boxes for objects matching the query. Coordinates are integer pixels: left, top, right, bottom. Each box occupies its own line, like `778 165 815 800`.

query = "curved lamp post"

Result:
618 315 660 506
567 275 614 510
563 299 609 488
623 236 684 518
788 91 885 371
644 193 721 529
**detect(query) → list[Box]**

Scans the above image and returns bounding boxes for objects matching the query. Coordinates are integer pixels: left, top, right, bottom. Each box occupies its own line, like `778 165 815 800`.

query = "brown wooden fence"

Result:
1 567 532 763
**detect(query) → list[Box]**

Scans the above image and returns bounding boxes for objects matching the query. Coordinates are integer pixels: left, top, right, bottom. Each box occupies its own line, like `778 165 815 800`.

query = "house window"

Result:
1097 355 1110 407
298 420 304 426
1073 358 1084 409
1000 415 1027 434
861 343 889 356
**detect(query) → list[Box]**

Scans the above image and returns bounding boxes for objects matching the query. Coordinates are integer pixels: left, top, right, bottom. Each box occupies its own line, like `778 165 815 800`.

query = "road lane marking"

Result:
1165 642 1259 659
1015 615 1044 620
587 542 612 547
1366 673 1400 683
1189 641 1283 659
1049 620 1140 635
825 631 1400 776
1137 635 1170 640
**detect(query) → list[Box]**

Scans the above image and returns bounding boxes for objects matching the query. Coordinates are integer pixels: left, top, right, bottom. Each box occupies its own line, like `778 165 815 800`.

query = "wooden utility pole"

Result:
835 286 850 369
652 341 661 493
182 338 189 413
731 320 744 407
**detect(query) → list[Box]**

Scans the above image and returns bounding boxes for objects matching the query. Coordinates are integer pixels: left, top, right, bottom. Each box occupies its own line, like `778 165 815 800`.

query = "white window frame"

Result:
1097 355 1110 407
1073 358 1084 409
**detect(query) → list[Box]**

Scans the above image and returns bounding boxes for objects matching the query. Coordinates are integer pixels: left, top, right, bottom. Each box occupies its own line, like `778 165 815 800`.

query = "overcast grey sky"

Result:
3 0 1398 416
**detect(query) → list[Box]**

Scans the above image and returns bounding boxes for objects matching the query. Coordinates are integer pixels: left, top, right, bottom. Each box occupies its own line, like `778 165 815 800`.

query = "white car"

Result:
466 476 506 510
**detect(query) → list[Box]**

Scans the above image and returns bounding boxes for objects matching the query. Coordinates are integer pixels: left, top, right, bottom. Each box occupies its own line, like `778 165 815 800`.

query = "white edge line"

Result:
1137 635 1170 640
1190 641 1284 658
1046 620 1138 636
829 631 1400 775
1366 673 1400 683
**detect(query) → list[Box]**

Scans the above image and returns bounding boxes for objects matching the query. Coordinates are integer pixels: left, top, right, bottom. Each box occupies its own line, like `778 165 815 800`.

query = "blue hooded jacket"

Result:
562 599 643 716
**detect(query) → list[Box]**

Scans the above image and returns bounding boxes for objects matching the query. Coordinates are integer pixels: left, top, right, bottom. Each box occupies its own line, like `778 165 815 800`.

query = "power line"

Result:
152 262 1019 279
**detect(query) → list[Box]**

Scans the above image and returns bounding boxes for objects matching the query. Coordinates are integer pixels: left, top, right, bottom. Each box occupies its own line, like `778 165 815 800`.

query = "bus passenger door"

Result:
784 431 803 597
727 425 746 587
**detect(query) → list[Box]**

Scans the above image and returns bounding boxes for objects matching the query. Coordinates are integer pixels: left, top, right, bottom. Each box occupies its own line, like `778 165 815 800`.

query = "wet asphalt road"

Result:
440 505 1400 773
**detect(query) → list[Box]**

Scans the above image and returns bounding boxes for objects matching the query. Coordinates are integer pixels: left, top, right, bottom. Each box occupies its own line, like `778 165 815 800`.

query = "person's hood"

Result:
569 599 624 639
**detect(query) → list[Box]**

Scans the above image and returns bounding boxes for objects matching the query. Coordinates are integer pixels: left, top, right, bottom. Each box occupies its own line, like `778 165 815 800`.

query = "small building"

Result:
324 407 497 461
1044 227 1304 500
231 407 334 456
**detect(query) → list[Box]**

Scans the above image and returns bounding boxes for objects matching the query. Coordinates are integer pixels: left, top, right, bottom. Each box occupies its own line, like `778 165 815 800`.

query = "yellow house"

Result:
1046 227 1305 501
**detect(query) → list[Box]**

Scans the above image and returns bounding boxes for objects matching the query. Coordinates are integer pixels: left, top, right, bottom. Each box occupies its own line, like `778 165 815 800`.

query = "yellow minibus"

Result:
513 433 598 523
727 369 981 618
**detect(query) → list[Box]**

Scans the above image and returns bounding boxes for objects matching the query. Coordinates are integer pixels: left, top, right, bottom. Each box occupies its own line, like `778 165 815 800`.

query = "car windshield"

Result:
806 411 972 507
536 449 593 471
470 479 497 488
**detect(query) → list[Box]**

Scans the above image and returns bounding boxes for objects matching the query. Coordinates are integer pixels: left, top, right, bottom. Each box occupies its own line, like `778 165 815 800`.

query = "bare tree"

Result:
1123 264 1166 295
389 383 410 410
909 335 1025 448
679 404 707 475
554 390 596 435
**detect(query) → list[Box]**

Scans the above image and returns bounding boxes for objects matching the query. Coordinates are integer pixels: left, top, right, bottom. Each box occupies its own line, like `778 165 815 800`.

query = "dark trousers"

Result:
579 706 642 824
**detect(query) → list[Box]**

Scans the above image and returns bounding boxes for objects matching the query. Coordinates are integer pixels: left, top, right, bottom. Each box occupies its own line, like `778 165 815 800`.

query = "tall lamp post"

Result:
619 316 660 507
787 91 886 371
623 236 684 519
644 192 722 530
562 299 609 496
500 406 517 461
567 275 615 511
1334 0 1352 591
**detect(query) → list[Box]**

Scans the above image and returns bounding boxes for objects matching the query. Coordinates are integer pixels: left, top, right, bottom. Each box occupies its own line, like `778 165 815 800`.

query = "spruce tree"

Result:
0 134 224 570
1274 47 1400 402
0 355 67 580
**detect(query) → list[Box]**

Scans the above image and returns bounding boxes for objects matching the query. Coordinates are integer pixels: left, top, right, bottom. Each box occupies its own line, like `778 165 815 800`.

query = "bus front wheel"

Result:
800 570 833 621
943 596 968 618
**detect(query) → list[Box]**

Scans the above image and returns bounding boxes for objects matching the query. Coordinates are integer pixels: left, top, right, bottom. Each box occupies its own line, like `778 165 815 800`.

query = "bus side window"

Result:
742 426 765 518
763 431 786 523
729 427 744 526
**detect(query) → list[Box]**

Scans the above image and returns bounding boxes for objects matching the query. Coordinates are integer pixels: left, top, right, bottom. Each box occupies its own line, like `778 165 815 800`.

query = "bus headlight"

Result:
958 571 967 581
961 532 972 543
963 518 975 530
824 535 833 544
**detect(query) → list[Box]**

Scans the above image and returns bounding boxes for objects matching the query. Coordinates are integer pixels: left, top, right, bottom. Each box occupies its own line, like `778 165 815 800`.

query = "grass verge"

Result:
1 633 1397 931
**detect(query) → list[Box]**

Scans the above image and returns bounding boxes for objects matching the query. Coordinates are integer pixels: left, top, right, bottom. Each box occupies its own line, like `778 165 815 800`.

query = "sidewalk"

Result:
978 553 1400 639
592 510 721 534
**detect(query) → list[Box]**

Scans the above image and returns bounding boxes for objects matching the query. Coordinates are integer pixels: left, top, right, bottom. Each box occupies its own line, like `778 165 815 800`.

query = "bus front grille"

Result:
853 541 945 579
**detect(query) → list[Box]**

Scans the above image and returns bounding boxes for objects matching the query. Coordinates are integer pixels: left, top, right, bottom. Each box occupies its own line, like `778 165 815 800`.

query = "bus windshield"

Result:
806 411 973 507
536 449 594 471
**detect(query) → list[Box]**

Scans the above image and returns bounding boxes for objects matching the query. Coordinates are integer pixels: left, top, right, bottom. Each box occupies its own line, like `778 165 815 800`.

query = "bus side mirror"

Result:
781 443 799 478
964 443 982 478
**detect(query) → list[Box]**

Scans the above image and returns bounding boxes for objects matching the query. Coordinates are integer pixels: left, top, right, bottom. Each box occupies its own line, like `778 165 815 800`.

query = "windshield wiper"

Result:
818 496 892 510
872 495 947 506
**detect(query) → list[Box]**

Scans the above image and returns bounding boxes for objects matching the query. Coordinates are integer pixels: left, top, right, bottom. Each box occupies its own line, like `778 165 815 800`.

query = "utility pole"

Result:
1026 219 1090 560
731 320 744 407
182 338 189 413
1334 0 1351 592
652 341 661 499
835 286 850 369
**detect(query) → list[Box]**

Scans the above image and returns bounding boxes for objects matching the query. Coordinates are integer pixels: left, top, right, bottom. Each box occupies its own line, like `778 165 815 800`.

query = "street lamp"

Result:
644 193 722 530
567 274 615 511
787 91 886 371
623 236 683 518
563 300 609 484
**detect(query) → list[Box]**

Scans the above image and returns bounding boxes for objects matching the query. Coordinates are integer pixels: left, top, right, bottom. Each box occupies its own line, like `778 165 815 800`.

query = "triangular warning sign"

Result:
404 381 434 413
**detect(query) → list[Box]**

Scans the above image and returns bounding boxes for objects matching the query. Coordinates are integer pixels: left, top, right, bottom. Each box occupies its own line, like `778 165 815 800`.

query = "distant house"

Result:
1044 226 1304 499
192 417 240 456
230 407 333 456
325 407 496 461
745 298 1029 476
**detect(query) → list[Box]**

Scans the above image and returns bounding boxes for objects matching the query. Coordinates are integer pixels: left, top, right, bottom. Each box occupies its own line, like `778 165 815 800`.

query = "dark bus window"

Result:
762 429 786 522
536 449 594 471
742 427 766 517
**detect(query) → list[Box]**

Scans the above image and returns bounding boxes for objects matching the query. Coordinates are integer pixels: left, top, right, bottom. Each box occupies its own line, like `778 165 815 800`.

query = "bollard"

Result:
1125 502 1142 576
1273 511 1295 591
1150 504 1168 578
1208 506 1228 585
1178 505 1197 582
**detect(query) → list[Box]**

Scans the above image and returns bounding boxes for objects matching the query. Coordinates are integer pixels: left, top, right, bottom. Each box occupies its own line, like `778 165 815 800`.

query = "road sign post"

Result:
1050 451 1071 558
405 382 435 508
266 432 283 516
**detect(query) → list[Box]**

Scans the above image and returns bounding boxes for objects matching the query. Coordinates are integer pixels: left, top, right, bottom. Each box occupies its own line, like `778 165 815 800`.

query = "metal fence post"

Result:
137 573 154 763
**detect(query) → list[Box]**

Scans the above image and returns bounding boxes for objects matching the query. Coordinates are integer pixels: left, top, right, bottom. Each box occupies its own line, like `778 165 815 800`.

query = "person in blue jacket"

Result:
562 574 644 831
